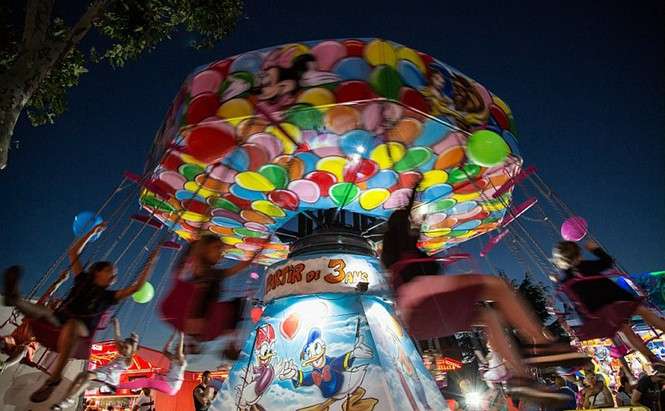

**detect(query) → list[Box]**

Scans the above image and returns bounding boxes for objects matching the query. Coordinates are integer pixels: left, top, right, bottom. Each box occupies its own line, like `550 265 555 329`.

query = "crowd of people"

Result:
1 183 665 410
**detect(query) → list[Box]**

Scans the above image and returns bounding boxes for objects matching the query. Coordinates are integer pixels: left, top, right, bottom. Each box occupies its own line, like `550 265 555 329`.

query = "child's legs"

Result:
51 319 85 380
479 308 525 378
13 299 60 326
618 324 657 362
635 305 665 332
119 376 180 395
476 276 548 344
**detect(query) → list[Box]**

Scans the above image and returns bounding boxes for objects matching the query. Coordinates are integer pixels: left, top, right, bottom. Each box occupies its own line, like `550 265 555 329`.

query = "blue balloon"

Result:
414 119 452 147
294 152 319 175
73 211 103 241
211 216 243 228
175 190 205 202
230 184 266 201
455 219 481 230
340 130 375 157
421 184 453 203
224 147 250 171
397 60 427 88
229 52 263 74
366 170 398 189
333 57 372 81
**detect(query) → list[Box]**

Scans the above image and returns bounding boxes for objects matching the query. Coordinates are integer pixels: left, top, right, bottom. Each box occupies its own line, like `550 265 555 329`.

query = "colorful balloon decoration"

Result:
561 216 588 241
72 211 104 242
132 282 155 304
140 39 521 265
466 129 510 167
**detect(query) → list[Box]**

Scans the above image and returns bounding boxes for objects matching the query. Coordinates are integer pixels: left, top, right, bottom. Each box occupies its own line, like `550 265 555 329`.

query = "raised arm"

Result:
68 222 107 276
176 331 184 361
162 331 177 355
584 240 614 272
113 317 122 342
114 249 160 301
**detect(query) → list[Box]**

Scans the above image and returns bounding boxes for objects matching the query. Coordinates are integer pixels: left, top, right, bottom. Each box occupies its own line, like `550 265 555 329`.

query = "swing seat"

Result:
390 253 470 289
160 279 241 341
28 319 93 360
559 274 642 341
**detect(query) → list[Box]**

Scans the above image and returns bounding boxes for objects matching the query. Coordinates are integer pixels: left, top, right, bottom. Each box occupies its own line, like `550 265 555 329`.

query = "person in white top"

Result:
133 388 155 411
117 331 187 395
51 318 139 410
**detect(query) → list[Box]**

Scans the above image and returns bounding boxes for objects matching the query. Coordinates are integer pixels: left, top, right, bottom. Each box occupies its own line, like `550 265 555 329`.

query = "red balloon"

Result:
242 143 270 171
343 159 379 183
208 58 232 78
400 87 430 113
343 39 365 57
305 171 337 196
280 312 300 340
163 152 184 171
417 52 434 73
186 92 220 125
268 189 300 211
399 171 422 189
250 307 264 324
222 193 252 209
182 199 210 215
489 105 510 130
335 81 376 103
186 123 236 164
145 180 173 199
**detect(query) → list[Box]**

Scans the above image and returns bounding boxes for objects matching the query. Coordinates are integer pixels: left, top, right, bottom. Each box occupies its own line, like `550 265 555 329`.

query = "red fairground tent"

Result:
85 341 228 411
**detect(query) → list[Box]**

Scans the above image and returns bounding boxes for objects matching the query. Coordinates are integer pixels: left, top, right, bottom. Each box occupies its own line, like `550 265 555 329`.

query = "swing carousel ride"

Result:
2 38 658 411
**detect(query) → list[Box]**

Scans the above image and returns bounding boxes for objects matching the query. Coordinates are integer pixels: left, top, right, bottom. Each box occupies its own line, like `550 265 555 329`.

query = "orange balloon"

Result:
435 146 466 170
240 210 275 225
250 307 264 323
195 174 229 192
237 118 269 141
209 226 234 235
325 106 361 135
387 118 422 144
274 155 304 180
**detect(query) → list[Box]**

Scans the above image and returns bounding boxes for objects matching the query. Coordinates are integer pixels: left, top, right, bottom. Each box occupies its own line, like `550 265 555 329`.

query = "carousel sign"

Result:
263 254 386 302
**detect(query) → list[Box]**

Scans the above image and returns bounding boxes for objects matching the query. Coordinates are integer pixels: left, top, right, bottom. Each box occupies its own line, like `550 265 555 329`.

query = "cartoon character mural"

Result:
235 324 278 411
279 321 378 411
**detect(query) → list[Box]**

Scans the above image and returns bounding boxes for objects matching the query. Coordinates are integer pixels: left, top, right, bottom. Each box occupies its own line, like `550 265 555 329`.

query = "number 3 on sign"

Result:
325 259 346 283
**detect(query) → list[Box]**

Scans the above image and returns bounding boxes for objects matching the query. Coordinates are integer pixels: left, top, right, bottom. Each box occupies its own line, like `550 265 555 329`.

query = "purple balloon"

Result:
561 216 588 241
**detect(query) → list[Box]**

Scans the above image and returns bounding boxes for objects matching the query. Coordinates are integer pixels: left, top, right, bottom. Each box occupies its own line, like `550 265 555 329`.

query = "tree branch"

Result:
22 0 55 51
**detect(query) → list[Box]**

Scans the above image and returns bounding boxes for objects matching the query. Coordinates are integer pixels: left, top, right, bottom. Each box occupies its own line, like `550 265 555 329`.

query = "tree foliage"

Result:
0 0 243 168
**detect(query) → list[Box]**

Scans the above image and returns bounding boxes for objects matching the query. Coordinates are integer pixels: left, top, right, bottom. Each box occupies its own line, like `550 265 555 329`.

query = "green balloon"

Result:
429 198 457 213
132 282 154 304
393 147 432 173
330 183 360 207
209 197 241 213
369 65 403 100
466 130 510 167
258 164 288 189
234 227 266 238
286 104 323 130
179 164 204 181
142 196 175 212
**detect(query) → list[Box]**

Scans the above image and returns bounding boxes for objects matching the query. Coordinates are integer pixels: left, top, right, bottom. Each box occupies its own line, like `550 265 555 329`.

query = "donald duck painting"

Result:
279 322 378 411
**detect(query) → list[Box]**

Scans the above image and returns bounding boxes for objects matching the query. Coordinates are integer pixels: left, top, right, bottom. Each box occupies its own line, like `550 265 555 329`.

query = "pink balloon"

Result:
247 133 284 159
432 132 467 155
311 41 347 71
383 188 413 209
209 163 237 183
190 70 223 97
287 179 321 203
303 132 343 157
158 171 186 190
362 103 382 132
561 216 588 241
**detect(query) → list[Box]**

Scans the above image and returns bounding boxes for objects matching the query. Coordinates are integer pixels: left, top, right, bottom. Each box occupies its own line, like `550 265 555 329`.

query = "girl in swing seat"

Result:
382 187 587 404
553 240 665 365
2 222 160 403
116 331 187 395
170 234 253 357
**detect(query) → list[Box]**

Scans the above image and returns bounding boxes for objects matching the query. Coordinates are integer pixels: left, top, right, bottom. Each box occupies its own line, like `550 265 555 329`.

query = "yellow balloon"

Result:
217 98 254 126
267 123 301 154
297 87 335 107
316 156 347 181
370 142 405 169
183 181 217 198
221 236 243 245
175 230 196 240
424 228 452 238
419 170 449 190
180 153 208 168
456 230 478 239
181 211 209 222
235 171 276 192
452 191 481 202
492 95 513 116
364 39 397 67
359 188 390 210
283 43 310 59
482 201 508 212
252 200 286 218
421 239 445 250
396 47 426 72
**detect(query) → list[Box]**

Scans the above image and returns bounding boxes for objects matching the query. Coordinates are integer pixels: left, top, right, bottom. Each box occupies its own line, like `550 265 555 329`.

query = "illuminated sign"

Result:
263 253 388 302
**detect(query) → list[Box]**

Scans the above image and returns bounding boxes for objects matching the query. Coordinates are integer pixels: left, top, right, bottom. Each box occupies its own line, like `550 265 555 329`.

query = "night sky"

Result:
1 0 664 350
